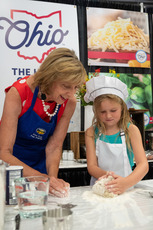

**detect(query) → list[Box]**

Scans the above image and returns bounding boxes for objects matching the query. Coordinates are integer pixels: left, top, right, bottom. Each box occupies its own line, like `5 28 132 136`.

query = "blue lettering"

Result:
0 17 69 49
25 22 69 47
51 29 69 45
25 21 44 47
12 68 35 76
19 68 25 75
138 54 145 60
0 17 29 49
12 68 18 75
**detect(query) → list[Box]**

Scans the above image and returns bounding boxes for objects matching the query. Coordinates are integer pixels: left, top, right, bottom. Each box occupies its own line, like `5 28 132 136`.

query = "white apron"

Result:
90 131 132 185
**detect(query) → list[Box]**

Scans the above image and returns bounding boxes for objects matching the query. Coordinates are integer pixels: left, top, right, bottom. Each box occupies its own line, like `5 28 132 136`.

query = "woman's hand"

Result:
104 174 128 195
49 176 70 198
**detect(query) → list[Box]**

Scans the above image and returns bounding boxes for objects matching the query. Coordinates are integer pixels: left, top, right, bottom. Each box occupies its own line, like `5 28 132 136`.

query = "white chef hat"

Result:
84 76 128 103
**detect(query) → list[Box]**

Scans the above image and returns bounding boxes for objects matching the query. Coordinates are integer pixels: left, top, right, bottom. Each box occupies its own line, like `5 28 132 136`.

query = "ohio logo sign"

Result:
0 9 69 63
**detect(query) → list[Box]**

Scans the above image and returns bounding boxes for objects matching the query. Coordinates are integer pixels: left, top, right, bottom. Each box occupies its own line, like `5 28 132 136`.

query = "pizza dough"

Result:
92 176 118 198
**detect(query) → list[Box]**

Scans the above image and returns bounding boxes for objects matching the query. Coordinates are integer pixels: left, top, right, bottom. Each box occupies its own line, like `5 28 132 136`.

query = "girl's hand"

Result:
49 177 70 198
97 171 115 181
105 174 128 195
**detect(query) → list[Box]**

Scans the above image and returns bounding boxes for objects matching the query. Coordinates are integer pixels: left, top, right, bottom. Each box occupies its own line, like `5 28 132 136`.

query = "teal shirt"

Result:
95 126 134 169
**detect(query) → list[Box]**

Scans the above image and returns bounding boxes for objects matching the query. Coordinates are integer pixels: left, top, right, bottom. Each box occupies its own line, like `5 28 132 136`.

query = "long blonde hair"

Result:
33 48 86 94
92 94 132 149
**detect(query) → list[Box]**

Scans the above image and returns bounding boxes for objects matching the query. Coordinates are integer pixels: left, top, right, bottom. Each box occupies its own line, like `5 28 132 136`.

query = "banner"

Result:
0 0 80 131
87 8 150 68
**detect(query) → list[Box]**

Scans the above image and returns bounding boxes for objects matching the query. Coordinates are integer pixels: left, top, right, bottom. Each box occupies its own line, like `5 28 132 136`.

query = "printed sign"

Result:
0 0 80 131
87 8 150 68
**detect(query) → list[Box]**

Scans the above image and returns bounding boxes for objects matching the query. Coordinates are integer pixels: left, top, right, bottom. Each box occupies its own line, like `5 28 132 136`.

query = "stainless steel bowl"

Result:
43 207 73 230
149 191 153 198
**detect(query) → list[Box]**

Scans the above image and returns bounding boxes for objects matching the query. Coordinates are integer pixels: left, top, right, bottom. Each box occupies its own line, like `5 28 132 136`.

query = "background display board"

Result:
84 72 153 131
0 0 80 131
87 8 150 68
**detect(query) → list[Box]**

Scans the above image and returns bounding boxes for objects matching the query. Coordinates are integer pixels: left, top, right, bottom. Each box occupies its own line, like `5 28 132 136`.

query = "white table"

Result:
4 180 153 230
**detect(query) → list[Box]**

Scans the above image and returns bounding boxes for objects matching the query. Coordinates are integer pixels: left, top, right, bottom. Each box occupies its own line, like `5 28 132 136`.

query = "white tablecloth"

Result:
4 180 153 230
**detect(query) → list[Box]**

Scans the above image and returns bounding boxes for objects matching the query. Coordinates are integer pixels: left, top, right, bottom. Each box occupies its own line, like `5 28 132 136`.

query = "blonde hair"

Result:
33 48 86 94
92 94 132 149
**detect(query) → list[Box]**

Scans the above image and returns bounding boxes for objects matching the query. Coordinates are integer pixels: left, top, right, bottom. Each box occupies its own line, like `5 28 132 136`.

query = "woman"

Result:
84 76 148 194
0 47 86 197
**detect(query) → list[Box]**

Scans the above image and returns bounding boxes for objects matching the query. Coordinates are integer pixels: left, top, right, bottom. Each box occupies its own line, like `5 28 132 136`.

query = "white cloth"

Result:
90 132 132 185
84 76 128 103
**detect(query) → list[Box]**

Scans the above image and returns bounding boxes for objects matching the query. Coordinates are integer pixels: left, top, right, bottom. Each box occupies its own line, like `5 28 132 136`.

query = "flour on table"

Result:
92 176 117 198
82 176 134 204
83 190 127 204
82 187 153 228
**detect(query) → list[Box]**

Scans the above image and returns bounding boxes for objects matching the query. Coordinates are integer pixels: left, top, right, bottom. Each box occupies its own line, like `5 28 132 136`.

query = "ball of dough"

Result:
92 176 118 198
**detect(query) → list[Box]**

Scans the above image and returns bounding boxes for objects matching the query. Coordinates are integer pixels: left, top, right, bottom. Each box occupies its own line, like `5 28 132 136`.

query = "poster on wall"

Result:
83 72 153 131
87 8 150 68
0 0 80 131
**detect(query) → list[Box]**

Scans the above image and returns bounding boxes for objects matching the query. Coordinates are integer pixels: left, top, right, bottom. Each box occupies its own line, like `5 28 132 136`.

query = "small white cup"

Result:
68 150 74 161
62 150 68 161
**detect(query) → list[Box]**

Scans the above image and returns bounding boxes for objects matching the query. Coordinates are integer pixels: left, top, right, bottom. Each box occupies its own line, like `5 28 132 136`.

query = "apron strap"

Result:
29 86 61 122
30 86 39 110
120 130 132 177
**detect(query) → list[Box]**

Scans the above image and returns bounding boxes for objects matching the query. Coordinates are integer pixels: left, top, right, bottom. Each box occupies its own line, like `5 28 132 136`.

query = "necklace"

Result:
42 100 59 117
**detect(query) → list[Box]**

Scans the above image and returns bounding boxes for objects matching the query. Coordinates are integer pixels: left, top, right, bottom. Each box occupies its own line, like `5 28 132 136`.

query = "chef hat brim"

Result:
84 76 128 103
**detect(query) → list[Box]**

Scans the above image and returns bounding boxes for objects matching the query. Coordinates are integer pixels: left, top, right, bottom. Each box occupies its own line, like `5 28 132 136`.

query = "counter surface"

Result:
4 180 153 230
59 160 87 169
59 159 153 169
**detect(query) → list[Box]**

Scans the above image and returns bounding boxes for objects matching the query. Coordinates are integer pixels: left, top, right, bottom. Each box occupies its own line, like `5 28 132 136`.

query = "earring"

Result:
41 93 46 100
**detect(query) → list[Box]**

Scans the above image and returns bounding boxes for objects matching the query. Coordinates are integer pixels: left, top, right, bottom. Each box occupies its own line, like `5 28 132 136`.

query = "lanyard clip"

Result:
120 131 125 136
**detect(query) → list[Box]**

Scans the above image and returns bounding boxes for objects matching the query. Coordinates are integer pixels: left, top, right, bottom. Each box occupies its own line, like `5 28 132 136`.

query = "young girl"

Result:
84 76 148 195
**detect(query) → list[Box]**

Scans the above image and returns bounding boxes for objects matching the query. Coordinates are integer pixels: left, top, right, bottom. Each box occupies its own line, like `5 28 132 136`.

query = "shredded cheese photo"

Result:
88 17 150 53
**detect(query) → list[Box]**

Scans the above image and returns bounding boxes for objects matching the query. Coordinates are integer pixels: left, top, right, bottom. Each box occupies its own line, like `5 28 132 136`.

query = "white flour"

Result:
82 188 130 204
82 188 153 228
